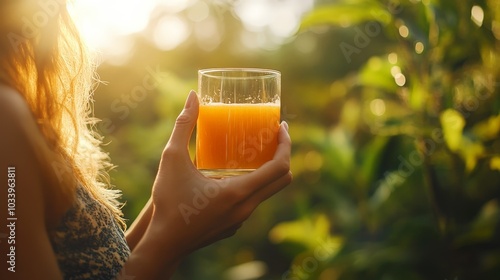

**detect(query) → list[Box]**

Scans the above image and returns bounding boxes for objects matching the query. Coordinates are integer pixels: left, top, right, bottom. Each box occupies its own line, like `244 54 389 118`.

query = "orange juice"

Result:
196 102 280 170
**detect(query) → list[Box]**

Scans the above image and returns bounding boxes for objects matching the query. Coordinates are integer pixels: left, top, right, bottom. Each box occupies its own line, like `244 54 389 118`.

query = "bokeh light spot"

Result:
415 42 424 54
295 33 318 54
471 5 484 27
388 52 398 64
269 7 300 38
391 66 402 77
194 18 221 51
188 1 210 22
153 16 190 51
398 25 409 38
304 150 324 172
395 73 407 86
370 99 386 116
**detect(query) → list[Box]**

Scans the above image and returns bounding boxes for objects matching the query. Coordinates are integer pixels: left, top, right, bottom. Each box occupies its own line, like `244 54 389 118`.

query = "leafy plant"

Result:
271 0 500 279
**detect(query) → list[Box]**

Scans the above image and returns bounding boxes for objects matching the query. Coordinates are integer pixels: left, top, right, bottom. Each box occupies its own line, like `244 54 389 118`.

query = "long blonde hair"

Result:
0 0 125 228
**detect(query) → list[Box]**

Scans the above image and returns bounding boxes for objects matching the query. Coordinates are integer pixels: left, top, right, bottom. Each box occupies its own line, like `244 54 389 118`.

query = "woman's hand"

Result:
122 90 291 279
151 90 292 257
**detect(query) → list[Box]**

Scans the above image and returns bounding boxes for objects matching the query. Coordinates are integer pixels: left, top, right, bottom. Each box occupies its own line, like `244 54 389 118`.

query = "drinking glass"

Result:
196 68 281 178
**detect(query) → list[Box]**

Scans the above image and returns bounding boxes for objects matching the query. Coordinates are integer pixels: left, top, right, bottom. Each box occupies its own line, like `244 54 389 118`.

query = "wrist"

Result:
148 208 191 259
124 215 183 279
125 198 153 250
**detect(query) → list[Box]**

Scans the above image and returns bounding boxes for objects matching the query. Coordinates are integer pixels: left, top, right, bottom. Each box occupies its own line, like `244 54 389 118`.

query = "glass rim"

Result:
199 68 281 79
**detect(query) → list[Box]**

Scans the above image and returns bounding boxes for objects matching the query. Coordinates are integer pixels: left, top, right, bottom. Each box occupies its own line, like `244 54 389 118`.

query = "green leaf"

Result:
440 109 465 152
489 157 500 171
458 136 485 172
472 114 500 141
358 56 398 92
300 1 392 30
269 213 342 255
409 78 426 111
455 200 499 246
370 170 406 208
325 126 355 180
359 136 389 187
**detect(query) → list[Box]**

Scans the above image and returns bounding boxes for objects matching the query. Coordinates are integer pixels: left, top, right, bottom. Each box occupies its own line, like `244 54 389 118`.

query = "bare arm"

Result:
0 87 63 280
125 198 153 250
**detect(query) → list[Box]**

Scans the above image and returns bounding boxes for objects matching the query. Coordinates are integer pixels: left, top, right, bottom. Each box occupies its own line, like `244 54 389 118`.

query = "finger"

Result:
273 121 291 161
164 90 199 155
236 121 292 189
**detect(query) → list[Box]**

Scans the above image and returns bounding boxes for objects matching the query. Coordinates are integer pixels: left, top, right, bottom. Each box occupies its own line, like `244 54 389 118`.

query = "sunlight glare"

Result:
70 0 154 36
69 0 314 58
156 0 192 13
270 6 300 38
194 18 221 51
153 16 190 51
234 0 271 31
70 0 157 60
234 0 313 46
188 1 210 22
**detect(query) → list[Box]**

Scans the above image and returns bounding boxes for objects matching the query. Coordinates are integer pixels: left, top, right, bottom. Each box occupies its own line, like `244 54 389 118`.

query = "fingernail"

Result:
282 121 289 131
185 90 196 109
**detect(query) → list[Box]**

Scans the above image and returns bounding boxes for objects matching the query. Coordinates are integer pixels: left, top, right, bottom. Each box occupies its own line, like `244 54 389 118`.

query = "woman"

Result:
0 1 292 279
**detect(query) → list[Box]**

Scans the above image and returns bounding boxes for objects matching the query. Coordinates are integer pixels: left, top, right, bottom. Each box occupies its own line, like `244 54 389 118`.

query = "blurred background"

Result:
71 0 499 279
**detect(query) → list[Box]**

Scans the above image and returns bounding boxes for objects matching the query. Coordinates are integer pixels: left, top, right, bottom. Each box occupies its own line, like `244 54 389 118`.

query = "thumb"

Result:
166 90 199 152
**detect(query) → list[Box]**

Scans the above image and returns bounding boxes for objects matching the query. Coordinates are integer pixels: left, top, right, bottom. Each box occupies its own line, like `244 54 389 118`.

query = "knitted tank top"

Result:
49 186 131 279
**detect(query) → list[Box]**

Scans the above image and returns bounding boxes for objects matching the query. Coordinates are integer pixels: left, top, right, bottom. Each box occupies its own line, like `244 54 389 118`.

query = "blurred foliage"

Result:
92 0 500 279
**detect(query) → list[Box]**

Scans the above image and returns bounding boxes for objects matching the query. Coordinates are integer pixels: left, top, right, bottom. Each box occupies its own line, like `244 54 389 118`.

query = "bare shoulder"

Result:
0 84 47 160
0 84 46 195
0 85 63 279
0 84 44 164
0 85 35 129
